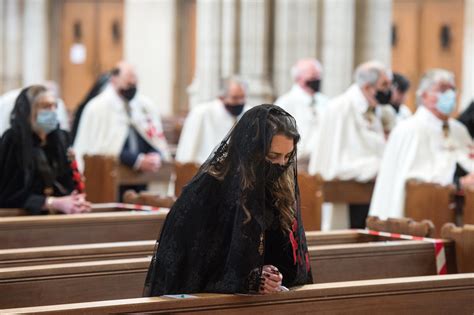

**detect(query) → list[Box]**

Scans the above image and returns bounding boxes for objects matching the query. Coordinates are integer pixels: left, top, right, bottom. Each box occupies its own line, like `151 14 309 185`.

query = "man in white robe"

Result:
175 76 248 165
370 69 474 219
308 60 392 230
275 58 329 161
74 61 170 180
0 83 70 136
379 72 413 135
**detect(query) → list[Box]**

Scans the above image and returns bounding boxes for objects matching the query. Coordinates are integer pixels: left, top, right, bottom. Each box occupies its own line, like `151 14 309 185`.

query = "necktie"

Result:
442 121 450 138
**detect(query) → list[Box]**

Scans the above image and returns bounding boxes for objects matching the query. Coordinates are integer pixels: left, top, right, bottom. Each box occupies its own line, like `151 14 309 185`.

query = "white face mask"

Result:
36 110 58 134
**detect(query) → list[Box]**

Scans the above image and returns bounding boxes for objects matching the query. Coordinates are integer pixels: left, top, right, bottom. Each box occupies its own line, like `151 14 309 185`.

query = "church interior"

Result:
0 0 473 313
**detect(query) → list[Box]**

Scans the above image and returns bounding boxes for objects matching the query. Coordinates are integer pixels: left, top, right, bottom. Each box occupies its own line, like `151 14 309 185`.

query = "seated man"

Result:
175 76 248 165
73 61 170 195
370 69 474 219
275 58 329 160
308 60 392 230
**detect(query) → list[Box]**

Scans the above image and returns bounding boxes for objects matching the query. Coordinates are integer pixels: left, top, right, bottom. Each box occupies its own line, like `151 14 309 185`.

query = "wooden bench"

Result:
366 216 435 237
442 223 474 273
405 180 456 237
322 180 375 204
0 230 391 268
174 162 200 197
4 274 472 314
0 239 456 308
0 211 168 249
84 155 175 203
122 190 176 208
463 187 474 224
297 172 323 231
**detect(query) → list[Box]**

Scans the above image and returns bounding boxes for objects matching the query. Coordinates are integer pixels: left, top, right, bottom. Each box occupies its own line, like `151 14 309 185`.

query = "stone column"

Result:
272 0 320 97
22 0 48 86
461 0 474 110
321 0 356 97
354 0 392 67
3 0 22 91
124 0 177 116
220 0 238 78
188 0 222 108
238 0 273 106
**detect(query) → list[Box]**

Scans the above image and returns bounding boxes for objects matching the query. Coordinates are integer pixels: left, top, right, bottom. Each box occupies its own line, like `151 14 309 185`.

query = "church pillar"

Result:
272 0 320 98
220 0 238 78
320 0 356 97
3 0 22 91
354 0 392 67
187 0 222 108
238 0 273 105
22 0 48 86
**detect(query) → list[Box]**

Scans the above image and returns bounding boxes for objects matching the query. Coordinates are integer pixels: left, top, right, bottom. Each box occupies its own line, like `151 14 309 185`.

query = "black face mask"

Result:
264 159 290 183
375 89 391 104
119 86 137 101
225 104 245 117
306 79 321 93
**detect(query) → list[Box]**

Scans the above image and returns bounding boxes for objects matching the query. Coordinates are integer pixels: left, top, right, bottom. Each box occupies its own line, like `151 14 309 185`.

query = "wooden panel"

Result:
60 1 97 110
297 172 323 231
419 0 464 114
404 180 456 237
366 216 435 237
84 154 118 203
442 223 474 273
391 0 421 110
463 187 474 224
0 240 456 309
174 162 200 197
97 0 124 73
322 180 375 204
0 211 167 249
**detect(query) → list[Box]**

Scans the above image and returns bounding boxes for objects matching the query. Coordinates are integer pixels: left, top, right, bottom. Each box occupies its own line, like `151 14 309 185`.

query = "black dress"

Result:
0 129 75 214
143 104 313 296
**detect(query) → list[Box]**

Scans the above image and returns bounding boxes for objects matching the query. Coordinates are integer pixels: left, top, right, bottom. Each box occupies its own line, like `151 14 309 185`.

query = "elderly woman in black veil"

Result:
0 85 91 214
144 104 312 296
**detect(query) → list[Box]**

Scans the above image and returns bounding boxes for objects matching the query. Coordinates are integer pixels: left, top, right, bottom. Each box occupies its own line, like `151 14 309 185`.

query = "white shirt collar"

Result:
291 84 318 104
415 105 445 129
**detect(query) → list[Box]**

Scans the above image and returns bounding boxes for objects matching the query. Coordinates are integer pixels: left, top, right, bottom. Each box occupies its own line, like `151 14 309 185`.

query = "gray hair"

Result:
416 69 455 105
354 60 392 87
218 75 248 97
290 59 323 82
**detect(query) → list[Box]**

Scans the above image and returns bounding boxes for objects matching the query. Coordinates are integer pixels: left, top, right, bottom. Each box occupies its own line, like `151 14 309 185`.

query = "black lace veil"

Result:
143 104 312 296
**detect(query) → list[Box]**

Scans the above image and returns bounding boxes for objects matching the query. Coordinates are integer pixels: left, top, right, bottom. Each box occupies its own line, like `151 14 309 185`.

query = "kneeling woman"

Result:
0 85 90 214
144 104 312 295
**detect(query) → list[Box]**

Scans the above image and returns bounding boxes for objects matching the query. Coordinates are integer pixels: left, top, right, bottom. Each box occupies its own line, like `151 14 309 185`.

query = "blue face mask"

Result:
435 89 456 115
36 110 58 134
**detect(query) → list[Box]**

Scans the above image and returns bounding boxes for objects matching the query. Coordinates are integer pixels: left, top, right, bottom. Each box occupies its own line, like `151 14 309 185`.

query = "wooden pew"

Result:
366 216 435 237
174 162 200 197
297 172 323 231
404 180 456 236
122 190 176 208
322 180 375 204
4 274 473 314
442 223 474 273
84 155 175 203
0 239 456 308
0 230 389 268
463 187 474 224
0 211 168 249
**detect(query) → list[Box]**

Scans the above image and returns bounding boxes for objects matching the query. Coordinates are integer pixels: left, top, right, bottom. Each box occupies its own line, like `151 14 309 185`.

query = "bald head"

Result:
111 61 138 97
291 58 323 95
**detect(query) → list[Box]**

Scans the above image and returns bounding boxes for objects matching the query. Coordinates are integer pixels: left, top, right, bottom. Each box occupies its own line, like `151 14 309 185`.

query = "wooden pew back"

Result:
122 190 176 208
441 223 474 273
463 187 474 224
297 172 323 231
366 216 435 237
322 180 375 204
174 162 200 197
0 211 167 249
405 180 456 236
5 274 473 314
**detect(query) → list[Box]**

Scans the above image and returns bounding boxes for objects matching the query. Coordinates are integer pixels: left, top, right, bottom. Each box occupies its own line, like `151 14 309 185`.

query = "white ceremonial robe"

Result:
369 106 474 219
0 88 70 136
73 85 170 172
308 84 386 230
175 99 248 165
275 85 329 158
